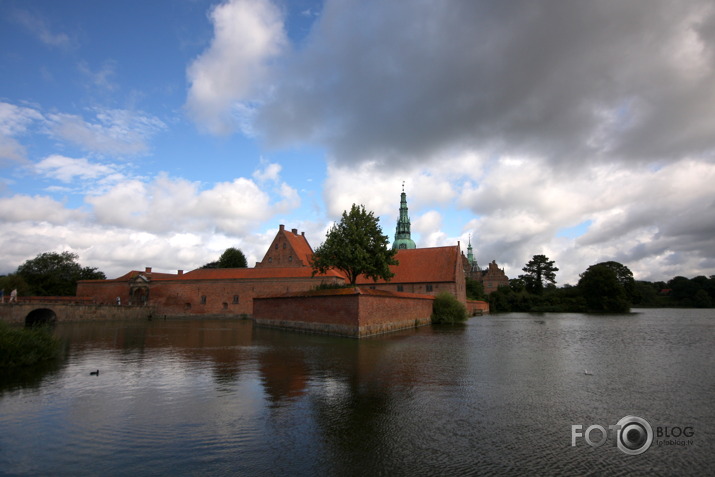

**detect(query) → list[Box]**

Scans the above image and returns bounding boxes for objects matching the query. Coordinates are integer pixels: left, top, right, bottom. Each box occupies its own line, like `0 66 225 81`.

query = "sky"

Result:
2 0 715 286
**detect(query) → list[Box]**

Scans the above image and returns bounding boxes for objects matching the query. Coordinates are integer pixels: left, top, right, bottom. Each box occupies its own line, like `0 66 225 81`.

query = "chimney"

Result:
301 232 305 237
145 267 152 274
177 270 183 276
292 228 298 234
279 224 285 231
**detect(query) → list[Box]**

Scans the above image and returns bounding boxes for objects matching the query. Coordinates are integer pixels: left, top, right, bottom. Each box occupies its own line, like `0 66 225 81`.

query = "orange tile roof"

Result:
284 229 314 264
85 270 180 282
180 266 342 280
356 246 460 284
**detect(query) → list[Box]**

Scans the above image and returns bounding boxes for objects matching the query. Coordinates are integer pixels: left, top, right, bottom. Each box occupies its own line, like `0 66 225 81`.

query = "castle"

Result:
77 188 507 319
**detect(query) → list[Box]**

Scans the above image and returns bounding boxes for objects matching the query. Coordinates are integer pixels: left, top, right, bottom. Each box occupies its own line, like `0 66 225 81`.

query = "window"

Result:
233 295 239 304
426 284 433 292
397 285 404 292
200 295 207 304
288 255 293 262
283 243 286 249
275 243 278 250
268 257 272 263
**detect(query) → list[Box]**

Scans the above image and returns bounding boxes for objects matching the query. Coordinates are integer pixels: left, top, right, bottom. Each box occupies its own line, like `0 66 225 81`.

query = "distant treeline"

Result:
472 255 715 313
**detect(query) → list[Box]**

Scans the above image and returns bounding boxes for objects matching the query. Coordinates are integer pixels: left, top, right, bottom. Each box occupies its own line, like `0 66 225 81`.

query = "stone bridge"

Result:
0 299 155 326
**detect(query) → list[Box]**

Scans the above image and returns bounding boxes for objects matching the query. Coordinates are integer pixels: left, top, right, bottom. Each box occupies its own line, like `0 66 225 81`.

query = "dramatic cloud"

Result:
185 0 287 135
257 0 715 168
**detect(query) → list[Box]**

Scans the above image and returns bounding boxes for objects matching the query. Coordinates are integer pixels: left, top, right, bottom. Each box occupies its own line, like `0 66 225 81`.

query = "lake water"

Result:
1 309 713 476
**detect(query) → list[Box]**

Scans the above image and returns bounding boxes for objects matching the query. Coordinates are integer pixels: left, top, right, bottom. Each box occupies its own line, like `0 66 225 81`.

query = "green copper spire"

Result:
467 234 478 270
393 182 417 250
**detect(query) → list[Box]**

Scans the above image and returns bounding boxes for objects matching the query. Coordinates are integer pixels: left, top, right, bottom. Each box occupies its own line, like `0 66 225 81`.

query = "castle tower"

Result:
467 234 479 271
393 183 417 250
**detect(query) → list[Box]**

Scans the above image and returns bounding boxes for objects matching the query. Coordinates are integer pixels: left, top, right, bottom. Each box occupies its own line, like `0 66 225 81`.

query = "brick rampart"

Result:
253 288 434 338
0 303 154 325
78 275 342 317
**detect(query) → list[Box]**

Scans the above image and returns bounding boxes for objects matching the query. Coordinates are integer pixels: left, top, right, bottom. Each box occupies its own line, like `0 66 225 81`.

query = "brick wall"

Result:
78 275 343 317
253 288 434 338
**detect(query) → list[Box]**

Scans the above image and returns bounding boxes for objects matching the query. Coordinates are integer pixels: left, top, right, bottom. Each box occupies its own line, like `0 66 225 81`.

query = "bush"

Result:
431 292 468 324
0 322 61 368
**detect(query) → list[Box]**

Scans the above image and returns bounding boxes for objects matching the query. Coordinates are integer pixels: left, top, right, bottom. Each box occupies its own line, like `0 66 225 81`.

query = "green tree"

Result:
465 276 484 300
598 261 636 302
218 247 248 268
519 255 559 294
578 263 630 313
16 251 106 296
311 204 398 285
200 247 248 269
431 292 468 324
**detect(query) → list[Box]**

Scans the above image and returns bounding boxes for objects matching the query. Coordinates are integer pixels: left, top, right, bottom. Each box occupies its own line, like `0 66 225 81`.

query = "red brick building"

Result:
356 245 467 304
76 225 479 317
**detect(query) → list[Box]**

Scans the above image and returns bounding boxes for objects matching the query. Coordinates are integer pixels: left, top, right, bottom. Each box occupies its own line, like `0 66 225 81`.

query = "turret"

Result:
393 182 417 250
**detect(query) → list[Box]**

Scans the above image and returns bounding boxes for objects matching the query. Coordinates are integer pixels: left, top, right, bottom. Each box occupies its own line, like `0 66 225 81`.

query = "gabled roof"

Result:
284 229 313 264
180 266 342 280
356 246 460 284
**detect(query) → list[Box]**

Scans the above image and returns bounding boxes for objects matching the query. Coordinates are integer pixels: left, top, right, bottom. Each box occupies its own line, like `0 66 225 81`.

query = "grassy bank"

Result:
0 322 61 368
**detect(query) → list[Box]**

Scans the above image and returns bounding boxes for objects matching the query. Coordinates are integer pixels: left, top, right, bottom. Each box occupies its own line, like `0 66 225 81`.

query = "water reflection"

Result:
0 310 714 476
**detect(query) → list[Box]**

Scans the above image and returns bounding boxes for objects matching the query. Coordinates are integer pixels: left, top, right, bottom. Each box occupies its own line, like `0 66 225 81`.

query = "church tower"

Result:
393 183 417 250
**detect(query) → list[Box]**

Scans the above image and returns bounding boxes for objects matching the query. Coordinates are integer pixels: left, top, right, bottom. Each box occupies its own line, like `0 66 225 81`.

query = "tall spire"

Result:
393 182 417 250
467 234 479 271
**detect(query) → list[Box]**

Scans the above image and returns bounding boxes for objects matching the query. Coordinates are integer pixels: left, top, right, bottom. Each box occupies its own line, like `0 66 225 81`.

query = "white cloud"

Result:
35 155 117 183
252 160 281 182
0 194 85 225
185 0 287 135
46 108 166 156
0 102 44 164
12 9 72 49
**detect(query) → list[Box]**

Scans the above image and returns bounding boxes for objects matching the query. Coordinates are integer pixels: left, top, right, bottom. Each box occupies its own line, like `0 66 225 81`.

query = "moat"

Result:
1 309 713 476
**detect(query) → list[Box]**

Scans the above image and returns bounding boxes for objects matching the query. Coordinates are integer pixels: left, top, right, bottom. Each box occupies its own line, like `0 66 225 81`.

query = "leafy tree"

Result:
519 254 559 294
218 247 248 268
0 274 30 299
431 292 467 324
597 261 636 301
16 251 106 296
578 263 630 313
311 204 398 285
465 276 484 300
200 247 248 269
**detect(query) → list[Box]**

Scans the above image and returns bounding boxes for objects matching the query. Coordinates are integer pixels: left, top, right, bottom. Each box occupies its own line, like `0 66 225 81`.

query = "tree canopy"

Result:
519 254 559 294
219 247 248 268
16 251 106 296
578 262 631 313
201 247 248 269
311 204 398 285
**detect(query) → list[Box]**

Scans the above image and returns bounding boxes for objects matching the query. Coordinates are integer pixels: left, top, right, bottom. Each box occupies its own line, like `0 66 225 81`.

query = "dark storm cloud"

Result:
257 0 715 167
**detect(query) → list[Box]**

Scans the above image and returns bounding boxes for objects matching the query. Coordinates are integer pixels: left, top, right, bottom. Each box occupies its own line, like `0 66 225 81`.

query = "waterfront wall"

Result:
78 275 343 316
0 303 154 325
253 288 434 338
466 299 490 315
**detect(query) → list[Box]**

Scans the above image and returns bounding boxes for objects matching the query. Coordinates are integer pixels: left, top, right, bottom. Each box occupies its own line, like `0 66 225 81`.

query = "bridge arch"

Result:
25 308 57 327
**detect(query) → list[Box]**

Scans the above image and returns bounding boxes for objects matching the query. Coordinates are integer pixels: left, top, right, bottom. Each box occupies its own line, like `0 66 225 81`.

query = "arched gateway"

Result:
25 308 57 327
